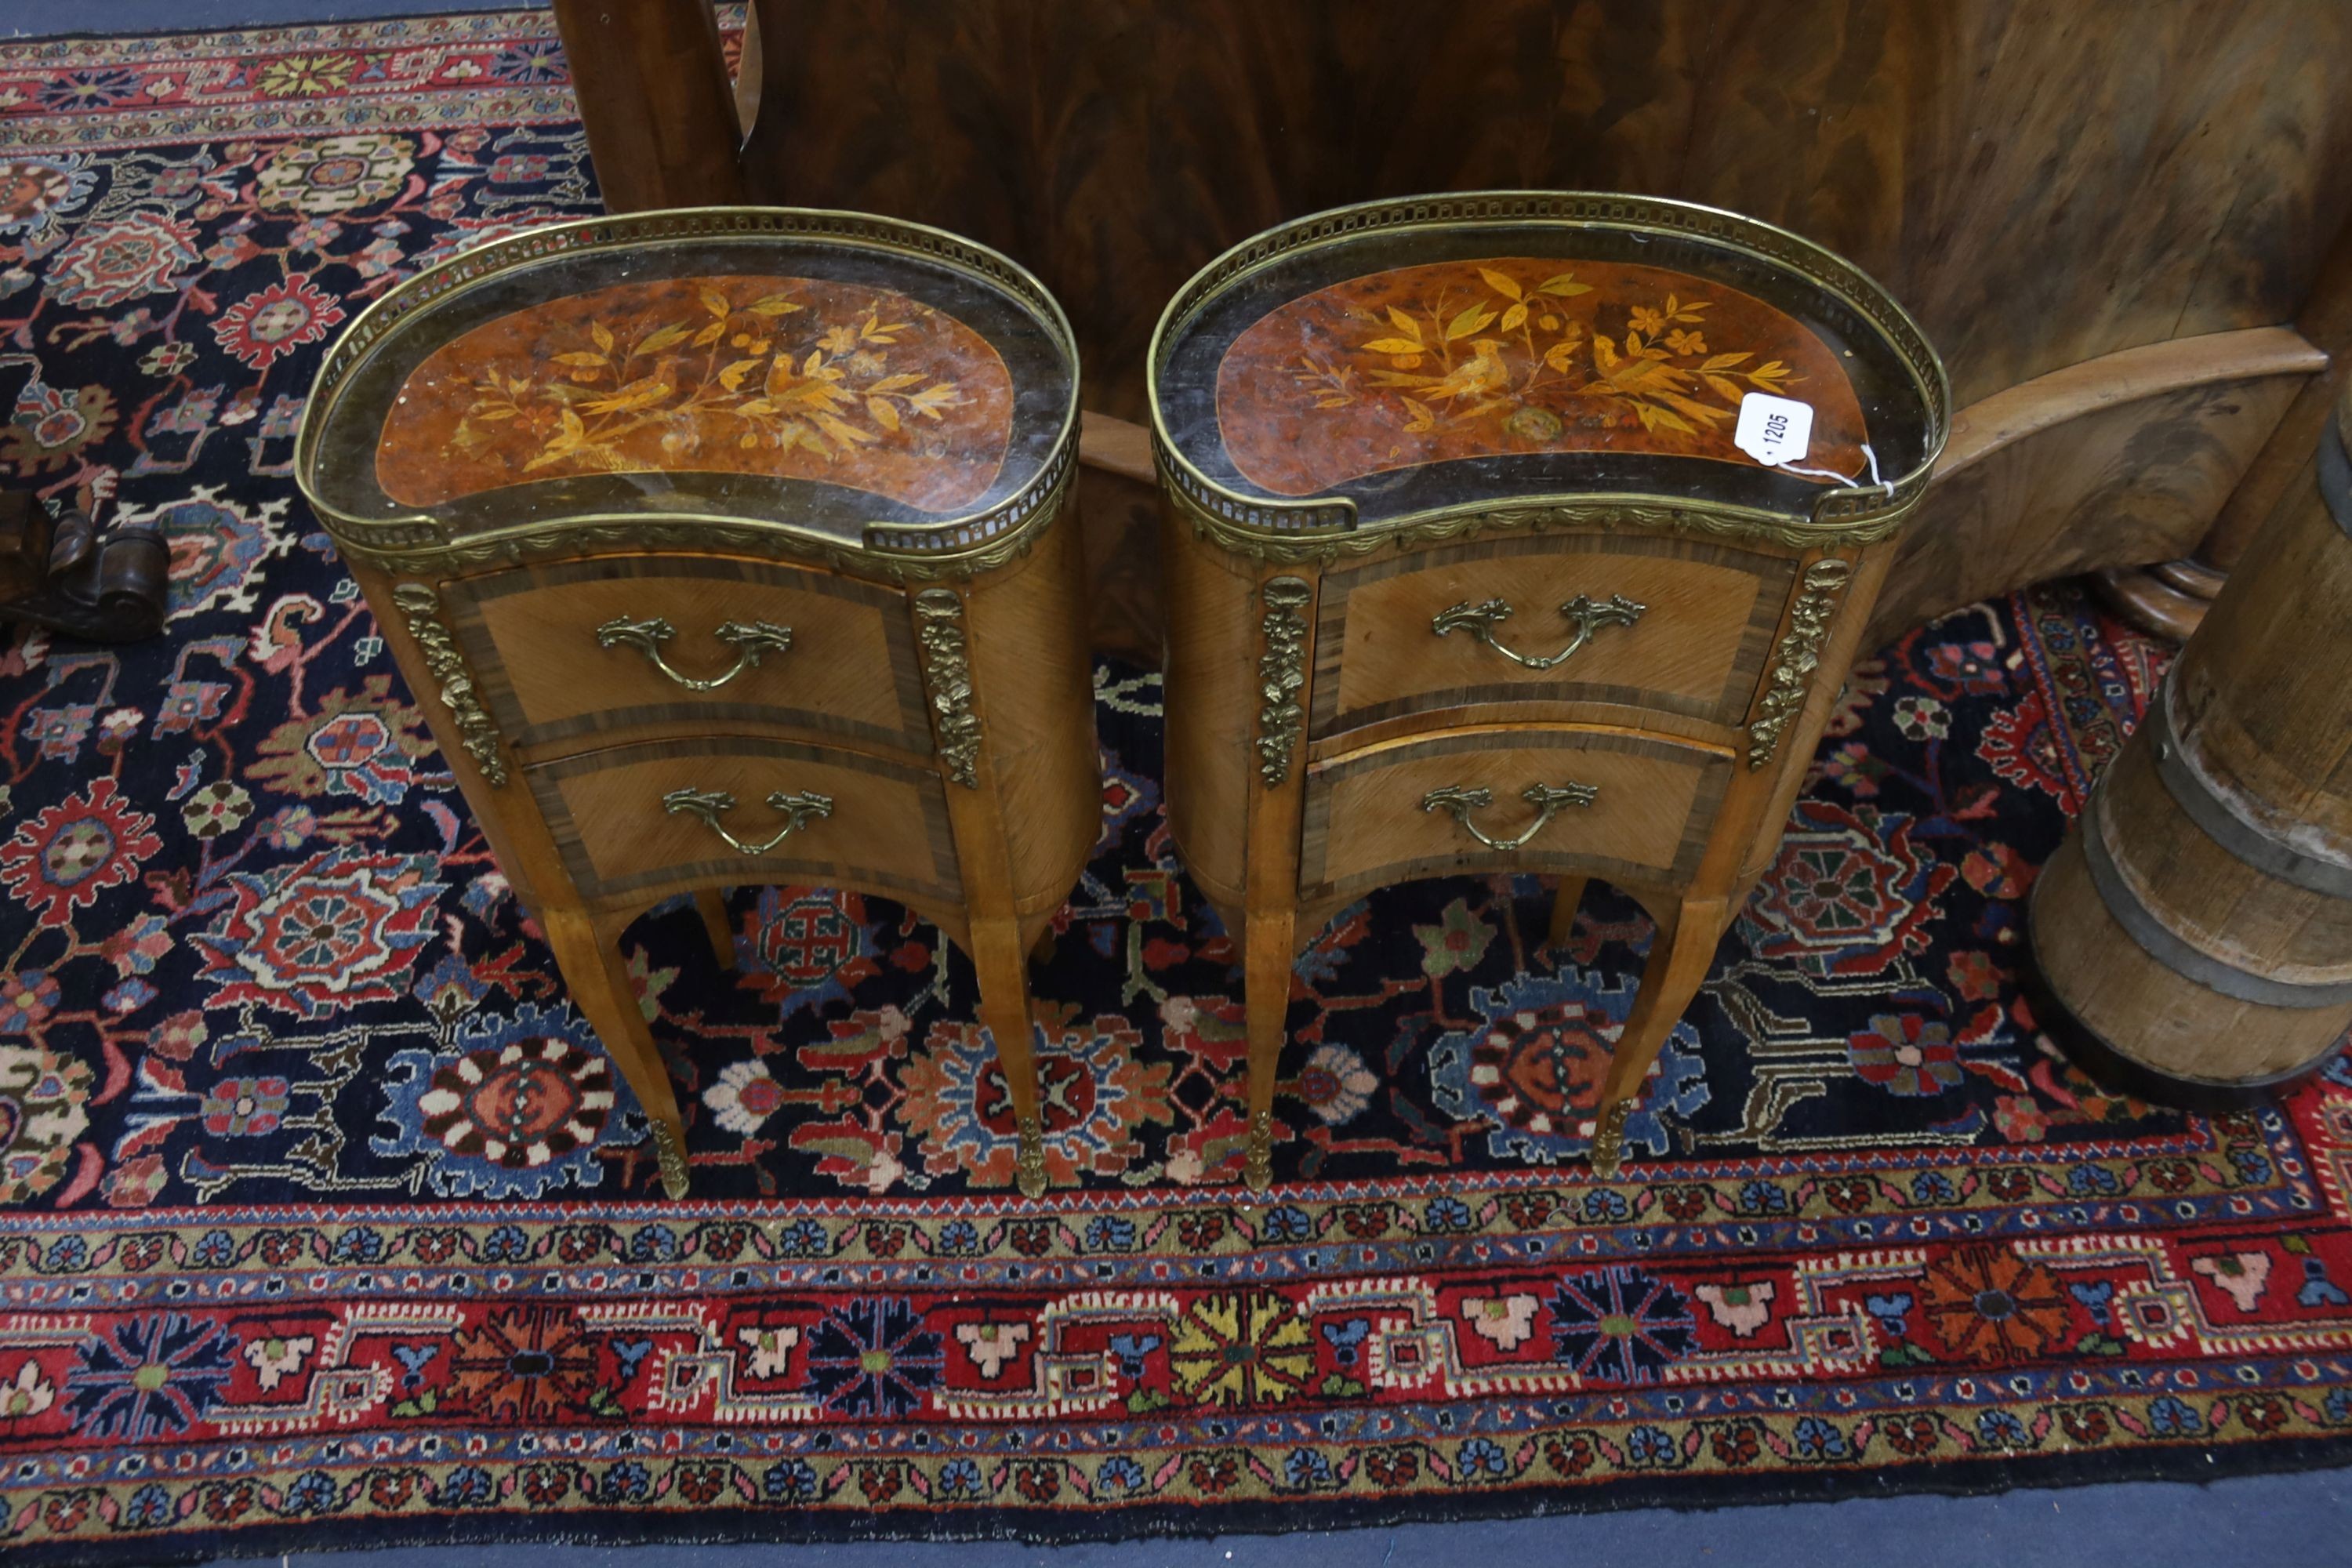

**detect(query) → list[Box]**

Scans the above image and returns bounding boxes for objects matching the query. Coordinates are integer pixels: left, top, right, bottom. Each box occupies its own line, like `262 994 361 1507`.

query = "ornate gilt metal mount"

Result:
1422 781 1598 851
1014 1112 1048 1200
1244 1105 1274 1193
1432 591 1645 670
1255 576 1312 788
913 587 983 789
1747 557 1855 769
648 1118 691 1199
595 615 793 691
390 582 509 786
662 786 834 855
1163 481 1918 569
1588 1097 1632 1179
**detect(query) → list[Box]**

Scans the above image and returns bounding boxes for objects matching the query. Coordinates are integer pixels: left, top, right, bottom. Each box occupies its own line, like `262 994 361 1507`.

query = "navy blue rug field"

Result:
4 13 2352 1566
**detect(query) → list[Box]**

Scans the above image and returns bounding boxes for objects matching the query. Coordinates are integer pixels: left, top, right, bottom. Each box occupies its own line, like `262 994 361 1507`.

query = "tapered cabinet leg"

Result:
969 914 1050 1198
1242 913 1296 1192
693 887 736 970
542 904 691 1199
1548 875 1588 950
1588 898 1725 1179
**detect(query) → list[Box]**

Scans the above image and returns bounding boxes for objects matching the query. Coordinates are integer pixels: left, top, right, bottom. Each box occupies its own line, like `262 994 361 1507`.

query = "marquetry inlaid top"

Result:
377 274 1017 514
1214 257 1868 499
298 210 1078 569
1151 194 1948 536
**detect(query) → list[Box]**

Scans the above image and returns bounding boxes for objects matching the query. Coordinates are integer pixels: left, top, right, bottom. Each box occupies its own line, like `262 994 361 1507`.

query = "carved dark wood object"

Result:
550 0 2352 654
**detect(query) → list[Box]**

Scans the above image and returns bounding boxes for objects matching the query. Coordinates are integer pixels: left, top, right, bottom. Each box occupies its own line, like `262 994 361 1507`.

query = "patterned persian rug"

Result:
3 13 2352 1565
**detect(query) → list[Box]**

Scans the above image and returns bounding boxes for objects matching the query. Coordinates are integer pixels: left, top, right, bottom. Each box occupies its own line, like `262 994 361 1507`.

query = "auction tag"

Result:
1734 392 1813 466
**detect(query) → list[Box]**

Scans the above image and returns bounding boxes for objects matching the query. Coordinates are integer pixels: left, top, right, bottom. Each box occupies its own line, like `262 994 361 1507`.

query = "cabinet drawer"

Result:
1298 728 1731 904
1308 533 1793 742
445 557 932 759
526 735 960 906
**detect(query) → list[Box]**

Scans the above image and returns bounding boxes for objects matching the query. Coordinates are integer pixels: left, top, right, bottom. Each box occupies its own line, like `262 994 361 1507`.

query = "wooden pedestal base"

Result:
2090 557 2227 642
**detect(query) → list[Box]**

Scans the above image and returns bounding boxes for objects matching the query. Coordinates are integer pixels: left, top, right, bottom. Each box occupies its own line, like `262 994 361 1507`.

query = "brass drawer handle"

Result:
597 616 793 691
662 786 833 855
1422 781 1597 851
1430 593 1645 671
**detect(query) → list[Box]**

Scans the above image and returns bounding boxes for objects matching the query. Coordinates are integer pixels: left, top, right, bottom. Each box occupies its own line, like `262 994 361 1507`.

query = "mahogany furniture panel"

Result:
720 0 2351 422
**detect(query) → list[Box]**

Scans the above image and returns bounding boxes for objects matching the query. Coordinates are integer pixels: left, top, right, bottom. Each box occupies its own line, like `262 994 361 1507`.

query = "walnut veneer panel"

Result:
738 0 2352 422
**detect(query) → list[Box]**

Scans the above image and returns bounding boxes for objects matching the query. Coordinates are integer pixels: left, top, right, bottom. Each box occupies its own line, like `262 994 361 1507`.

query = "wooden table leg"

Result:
1548 874 1588 950
970 913 1050 1198
694 887 736 970
1242 910 1296 1192
540 904 691 1199
1588 896 1725 1178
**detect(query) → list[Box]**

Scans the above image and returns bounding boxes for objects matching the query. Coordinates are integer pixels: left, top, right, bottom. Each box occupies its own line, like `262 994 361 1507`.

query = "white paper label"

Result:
1734 392 1813 466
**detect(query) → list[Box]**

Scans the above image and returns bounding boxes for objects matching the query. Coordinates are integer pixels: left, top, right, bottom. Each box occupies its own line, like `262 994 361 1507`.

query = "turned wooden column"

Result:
2031 383 2352 1104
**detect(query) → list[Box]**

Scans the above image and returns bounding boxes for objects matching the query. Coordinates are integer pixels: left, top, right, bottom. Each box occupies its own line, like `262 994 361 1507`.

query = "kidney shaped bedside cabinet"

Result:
1149 193 1948 1189
296 209 1098 1198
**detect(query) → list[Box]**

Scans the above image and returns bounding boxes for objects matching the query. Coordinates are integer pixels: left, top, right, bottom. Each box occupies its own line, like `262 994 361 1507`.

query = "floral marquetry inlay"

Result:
1215 257 1870 497
375 274 1015 514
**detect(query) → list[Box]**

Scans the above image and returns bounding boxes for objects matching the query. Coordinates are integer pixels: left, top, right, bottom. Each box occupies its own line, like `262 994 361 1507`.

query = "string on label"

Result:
1777 444 1892 496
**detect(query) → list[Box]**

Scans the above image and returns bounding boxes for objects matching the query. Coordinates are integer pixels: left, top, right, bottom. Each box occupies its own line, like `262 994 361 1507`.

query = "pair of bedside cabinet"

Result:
296 196 1947 1198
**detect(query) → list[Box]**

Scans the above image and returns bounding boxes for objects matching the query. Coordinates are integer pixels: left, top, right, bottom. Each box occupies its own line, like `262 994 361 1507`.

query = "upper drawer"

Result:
526 735 960 909
443 557 932 759
1308 533 1794 742
1298 727 1731 906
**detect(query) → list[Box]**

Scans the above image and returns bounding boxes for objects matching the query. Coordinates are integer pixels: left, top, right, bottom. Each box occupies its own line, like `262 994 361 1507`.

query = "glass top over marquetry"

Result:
1151 193 1947 543
299 209 1078 572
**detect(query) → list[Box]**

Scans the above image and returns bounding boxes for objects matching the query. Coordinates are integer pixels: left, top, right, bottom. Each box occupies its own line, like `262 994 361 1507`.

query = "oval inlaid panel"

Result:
376 274 1015 514
1215 258 1870 498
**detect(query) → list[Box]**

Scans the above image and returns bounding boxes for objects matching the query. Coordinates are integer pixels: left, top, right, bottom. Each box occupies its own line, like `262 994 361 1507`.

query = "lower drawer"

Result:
1298 728 1730 904
525 735 960 907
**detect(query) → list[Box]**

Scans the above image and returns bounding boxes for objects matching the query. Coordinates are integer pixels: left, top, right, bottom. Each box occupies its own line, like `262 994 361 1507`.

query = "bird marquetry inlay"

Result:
374 274 1015 514
1214 257 1868 498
